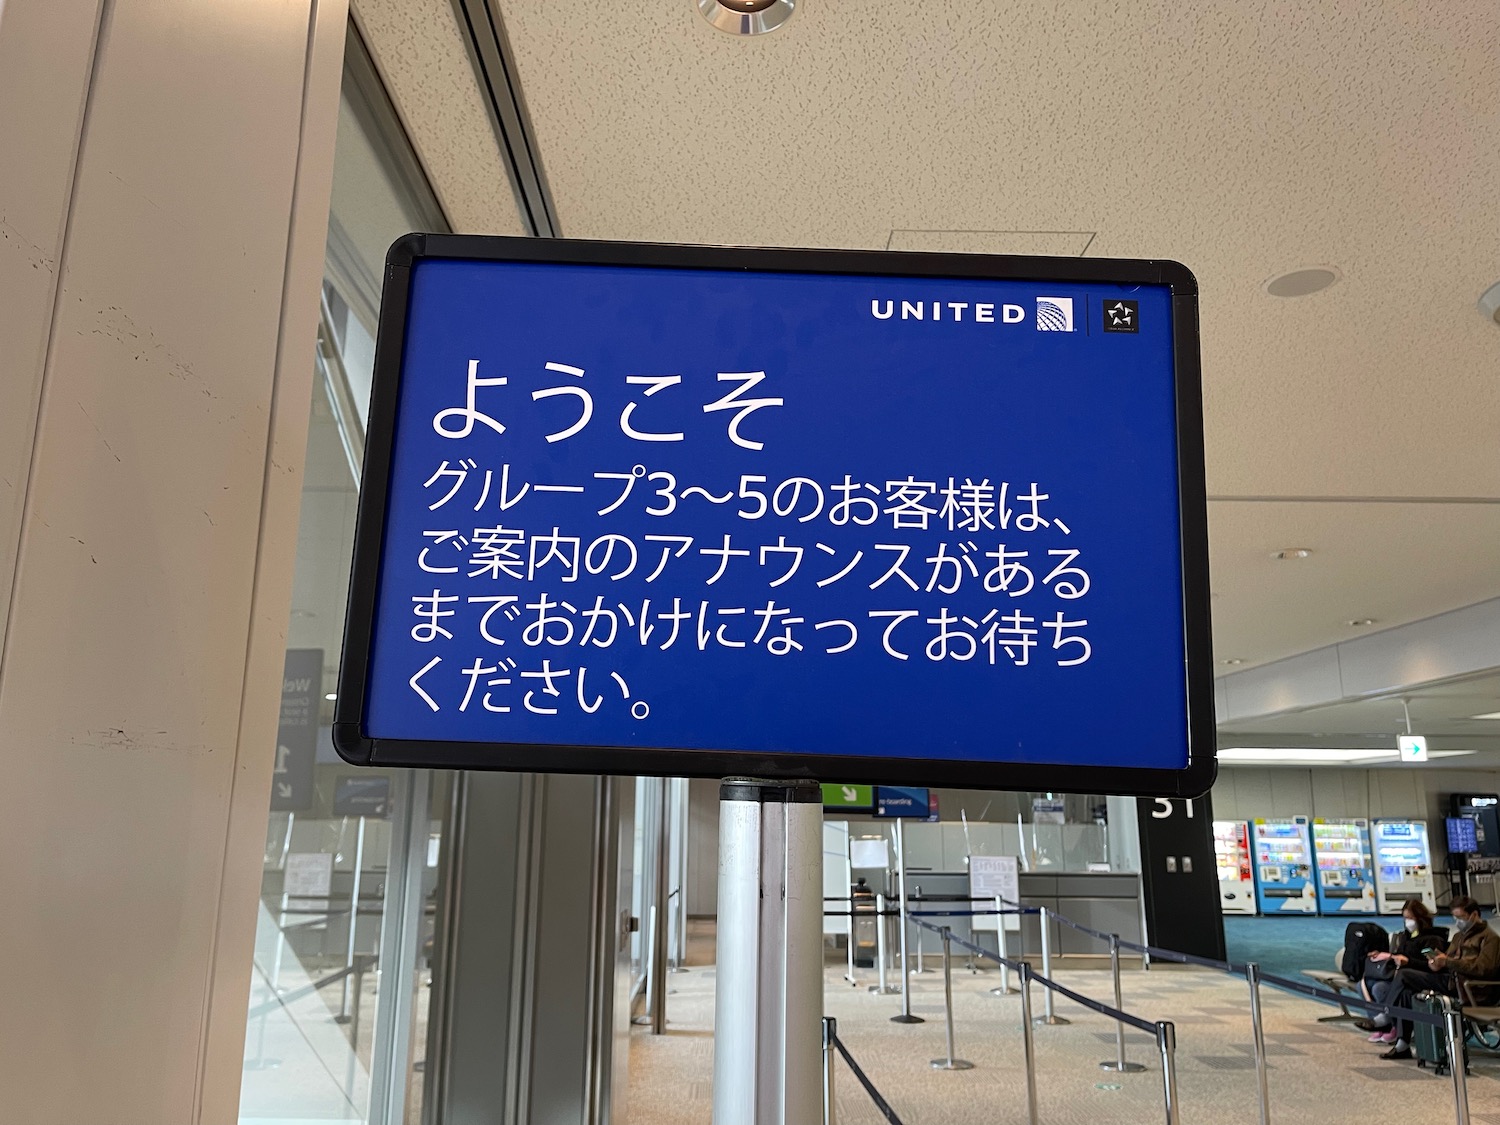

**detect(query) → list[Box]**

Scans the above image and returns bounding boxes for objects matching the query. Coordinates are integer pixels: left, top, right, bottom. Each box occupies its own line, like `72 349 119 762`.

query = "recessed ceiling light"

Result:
1347 618 1376 627
698 0 795 34
1221 658 1244 666
1470 711 1500 721
324 693 337 701
1265 266 1342 298
1272 548 1313 560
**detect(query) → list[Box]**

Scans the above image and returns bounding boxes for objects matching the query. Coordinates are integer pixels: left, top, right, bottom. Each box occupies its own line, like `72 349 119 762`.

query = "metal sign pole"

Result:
892 819 923 1024
713 779 822 1125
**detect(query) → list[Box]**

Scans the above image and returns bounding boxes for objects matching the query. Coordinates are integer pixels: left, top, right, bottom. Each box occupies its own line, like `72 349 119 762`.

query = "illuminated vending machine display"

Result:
1372 819 1436 913
1213 820 1257 914
1311 818 1377 914
1253 817 1318 914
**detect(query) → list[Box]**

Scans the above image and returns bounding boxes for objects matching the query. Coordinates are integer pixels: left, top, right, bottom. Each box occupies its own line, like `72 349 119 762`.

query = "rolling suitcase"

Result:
1413 991 1468 1077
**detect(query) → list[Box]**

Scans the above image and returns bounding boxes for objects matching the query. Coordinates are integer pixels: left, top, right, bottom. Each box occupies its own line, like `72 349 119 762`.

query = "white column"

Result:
0 1 346 1120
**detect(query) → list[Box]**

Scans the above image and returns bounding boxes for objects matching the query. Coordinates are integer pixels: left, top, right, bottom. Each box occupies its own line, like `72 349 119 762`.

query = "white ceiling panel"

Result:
1208 499 1500 667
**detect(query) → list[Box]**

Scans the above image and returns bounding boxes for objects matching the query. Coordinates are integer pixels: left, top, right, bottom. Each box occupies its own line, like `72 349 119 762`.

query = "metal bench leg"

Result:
1317 990 1357 1024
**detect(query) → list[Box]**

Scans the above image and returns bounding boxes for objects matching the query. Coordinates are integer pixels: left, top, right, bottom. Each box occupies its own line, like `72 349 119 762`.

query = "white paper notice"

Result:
850 837 891 870
969 854 1020 932
283 852 334 899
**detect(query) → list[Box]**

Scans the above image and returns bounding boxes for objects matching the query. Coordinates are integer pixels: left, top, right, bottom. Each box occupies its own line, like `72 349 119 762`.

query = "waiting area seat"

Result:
1302 967 1363 1023
1458 980 1500 1050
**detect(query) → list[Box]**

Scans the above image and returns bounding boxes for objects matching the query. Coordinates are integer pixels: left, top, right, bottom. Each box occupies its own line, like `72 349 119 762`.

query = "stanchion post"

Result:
1245 961 1271 1125
930 927 974 1071
1157 1021 1181 1125
336 815 366 1024
1033 905 1070 1026
845 902 856 986
1019 963 1040 1125
914 885 929 974
1100 933 1145 1072
869 894 896 995
822 1016 837 1125
1442 997 1471 1125
891 821 923 1024
989 895 1014 996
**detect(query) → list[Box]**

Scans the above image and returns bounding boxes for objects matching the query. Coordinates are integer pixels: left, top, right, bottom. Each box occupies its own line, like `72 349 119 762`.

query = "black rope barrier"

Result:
831 1031 906 1125
910 917 1157 1034
906 907 1449 1030
246 963 358 1019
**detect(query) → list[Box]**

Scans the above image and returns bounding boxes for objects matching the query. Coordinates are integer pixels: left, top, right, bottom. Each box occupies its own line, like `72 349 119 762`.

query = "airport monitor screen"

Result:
1447 816 1480 856
335 236 1213 796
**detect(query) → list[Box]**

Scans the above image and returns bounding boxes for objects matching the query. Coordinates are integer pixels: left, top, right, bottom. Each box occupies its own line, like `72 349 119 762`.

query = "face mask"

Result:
1452 916 1470 934
1405 918 1419 933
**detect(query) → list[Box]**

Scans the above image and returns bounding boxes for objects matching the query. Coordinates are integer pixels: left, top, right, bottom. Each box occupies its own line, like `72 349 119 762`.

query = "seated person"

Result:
1354 898 1446 1044
1380 895 1500 1060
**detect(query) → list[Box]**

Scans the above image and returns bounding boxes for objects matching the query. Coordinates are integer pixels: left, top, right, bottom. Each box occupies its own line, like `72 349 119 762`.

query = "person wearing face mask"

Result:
1380 895 1500 1060
1353 899 1445 1043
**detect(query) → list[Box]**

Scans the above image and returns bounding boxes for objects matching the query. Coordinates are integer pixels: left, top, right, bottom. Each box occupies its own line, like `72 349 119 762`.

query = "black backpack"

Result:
1341 921 1390 981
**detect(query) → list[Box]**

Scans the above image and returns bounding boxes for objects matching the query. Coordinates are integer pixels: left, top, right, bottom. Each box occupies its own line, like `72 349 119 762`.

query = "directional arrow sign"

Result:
821 783 873 811
1398 734 1428 763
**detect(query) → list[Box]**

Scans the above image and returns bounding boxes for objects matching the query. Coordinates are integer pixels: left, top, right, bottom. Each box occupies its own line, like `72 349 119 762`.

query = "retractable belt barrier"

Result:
823 1017 905 1125
833 903 1473 1125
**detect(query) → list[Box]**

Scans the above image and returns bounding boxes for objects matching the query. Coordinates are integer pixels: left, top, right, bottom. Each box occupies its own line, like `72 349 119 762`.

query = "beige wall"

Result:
0 0 346 1120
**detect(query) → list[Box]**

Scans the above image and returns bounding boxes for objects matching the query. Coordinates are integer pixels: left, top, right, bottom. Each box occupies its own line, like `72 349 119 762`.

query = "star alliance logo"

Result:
1103 299 1139 333
1035 297 1074 332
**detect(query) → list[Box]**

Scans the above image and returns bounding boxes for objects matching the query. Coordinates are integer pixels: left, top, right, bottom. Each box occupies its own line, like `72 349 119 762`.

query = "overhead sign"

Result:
875 786 932 819
1398 734 1428 763
335 236 1213 796
333 775 392 817
821 783 874 810
272 648 322 811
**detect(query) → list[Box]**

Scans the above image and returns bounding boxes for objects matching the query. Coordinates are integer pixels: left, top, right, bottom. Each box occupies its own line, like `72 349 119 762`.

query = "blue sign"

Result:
875 786 932 819
336 237 1214 796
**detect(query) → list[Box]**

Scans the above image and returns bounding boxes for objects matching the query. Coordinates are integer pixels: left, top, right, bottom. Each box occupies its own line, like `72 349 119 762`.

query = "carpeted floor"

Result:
1223 915 1378 981
629 921 1499 1125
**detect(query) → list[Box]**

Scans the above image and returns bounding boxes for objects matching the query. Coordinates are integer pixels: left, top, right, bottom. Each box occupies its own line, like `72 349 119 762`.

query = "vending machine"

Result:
1311 818 1377 914
1372 819 1436 913
1213 820 1257 914
1252 817 1318 914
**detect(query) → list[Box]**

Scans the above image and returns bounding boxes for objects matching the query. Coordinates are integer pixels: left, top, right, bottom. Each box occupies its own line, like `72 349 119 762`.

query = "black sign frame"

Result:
333 234 1216 797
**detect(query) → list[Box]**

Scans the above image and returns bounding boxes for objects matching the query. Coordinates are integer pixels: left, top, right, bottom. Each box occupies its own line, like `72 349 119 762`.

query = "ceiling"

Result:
492 0 1500 662
345 0 1500 747
1218 667 1500 768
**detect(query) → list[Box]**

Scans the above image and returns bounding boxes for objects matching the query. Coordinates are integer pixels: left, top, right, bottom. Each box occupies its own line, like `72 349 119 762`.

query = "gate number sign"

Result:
335 236 1215 797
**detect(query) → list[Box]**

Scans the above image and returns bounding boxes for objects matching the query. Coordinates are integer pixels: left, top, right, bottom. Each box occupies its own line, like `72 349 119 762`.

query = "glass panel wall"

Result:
238 27 448 1125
